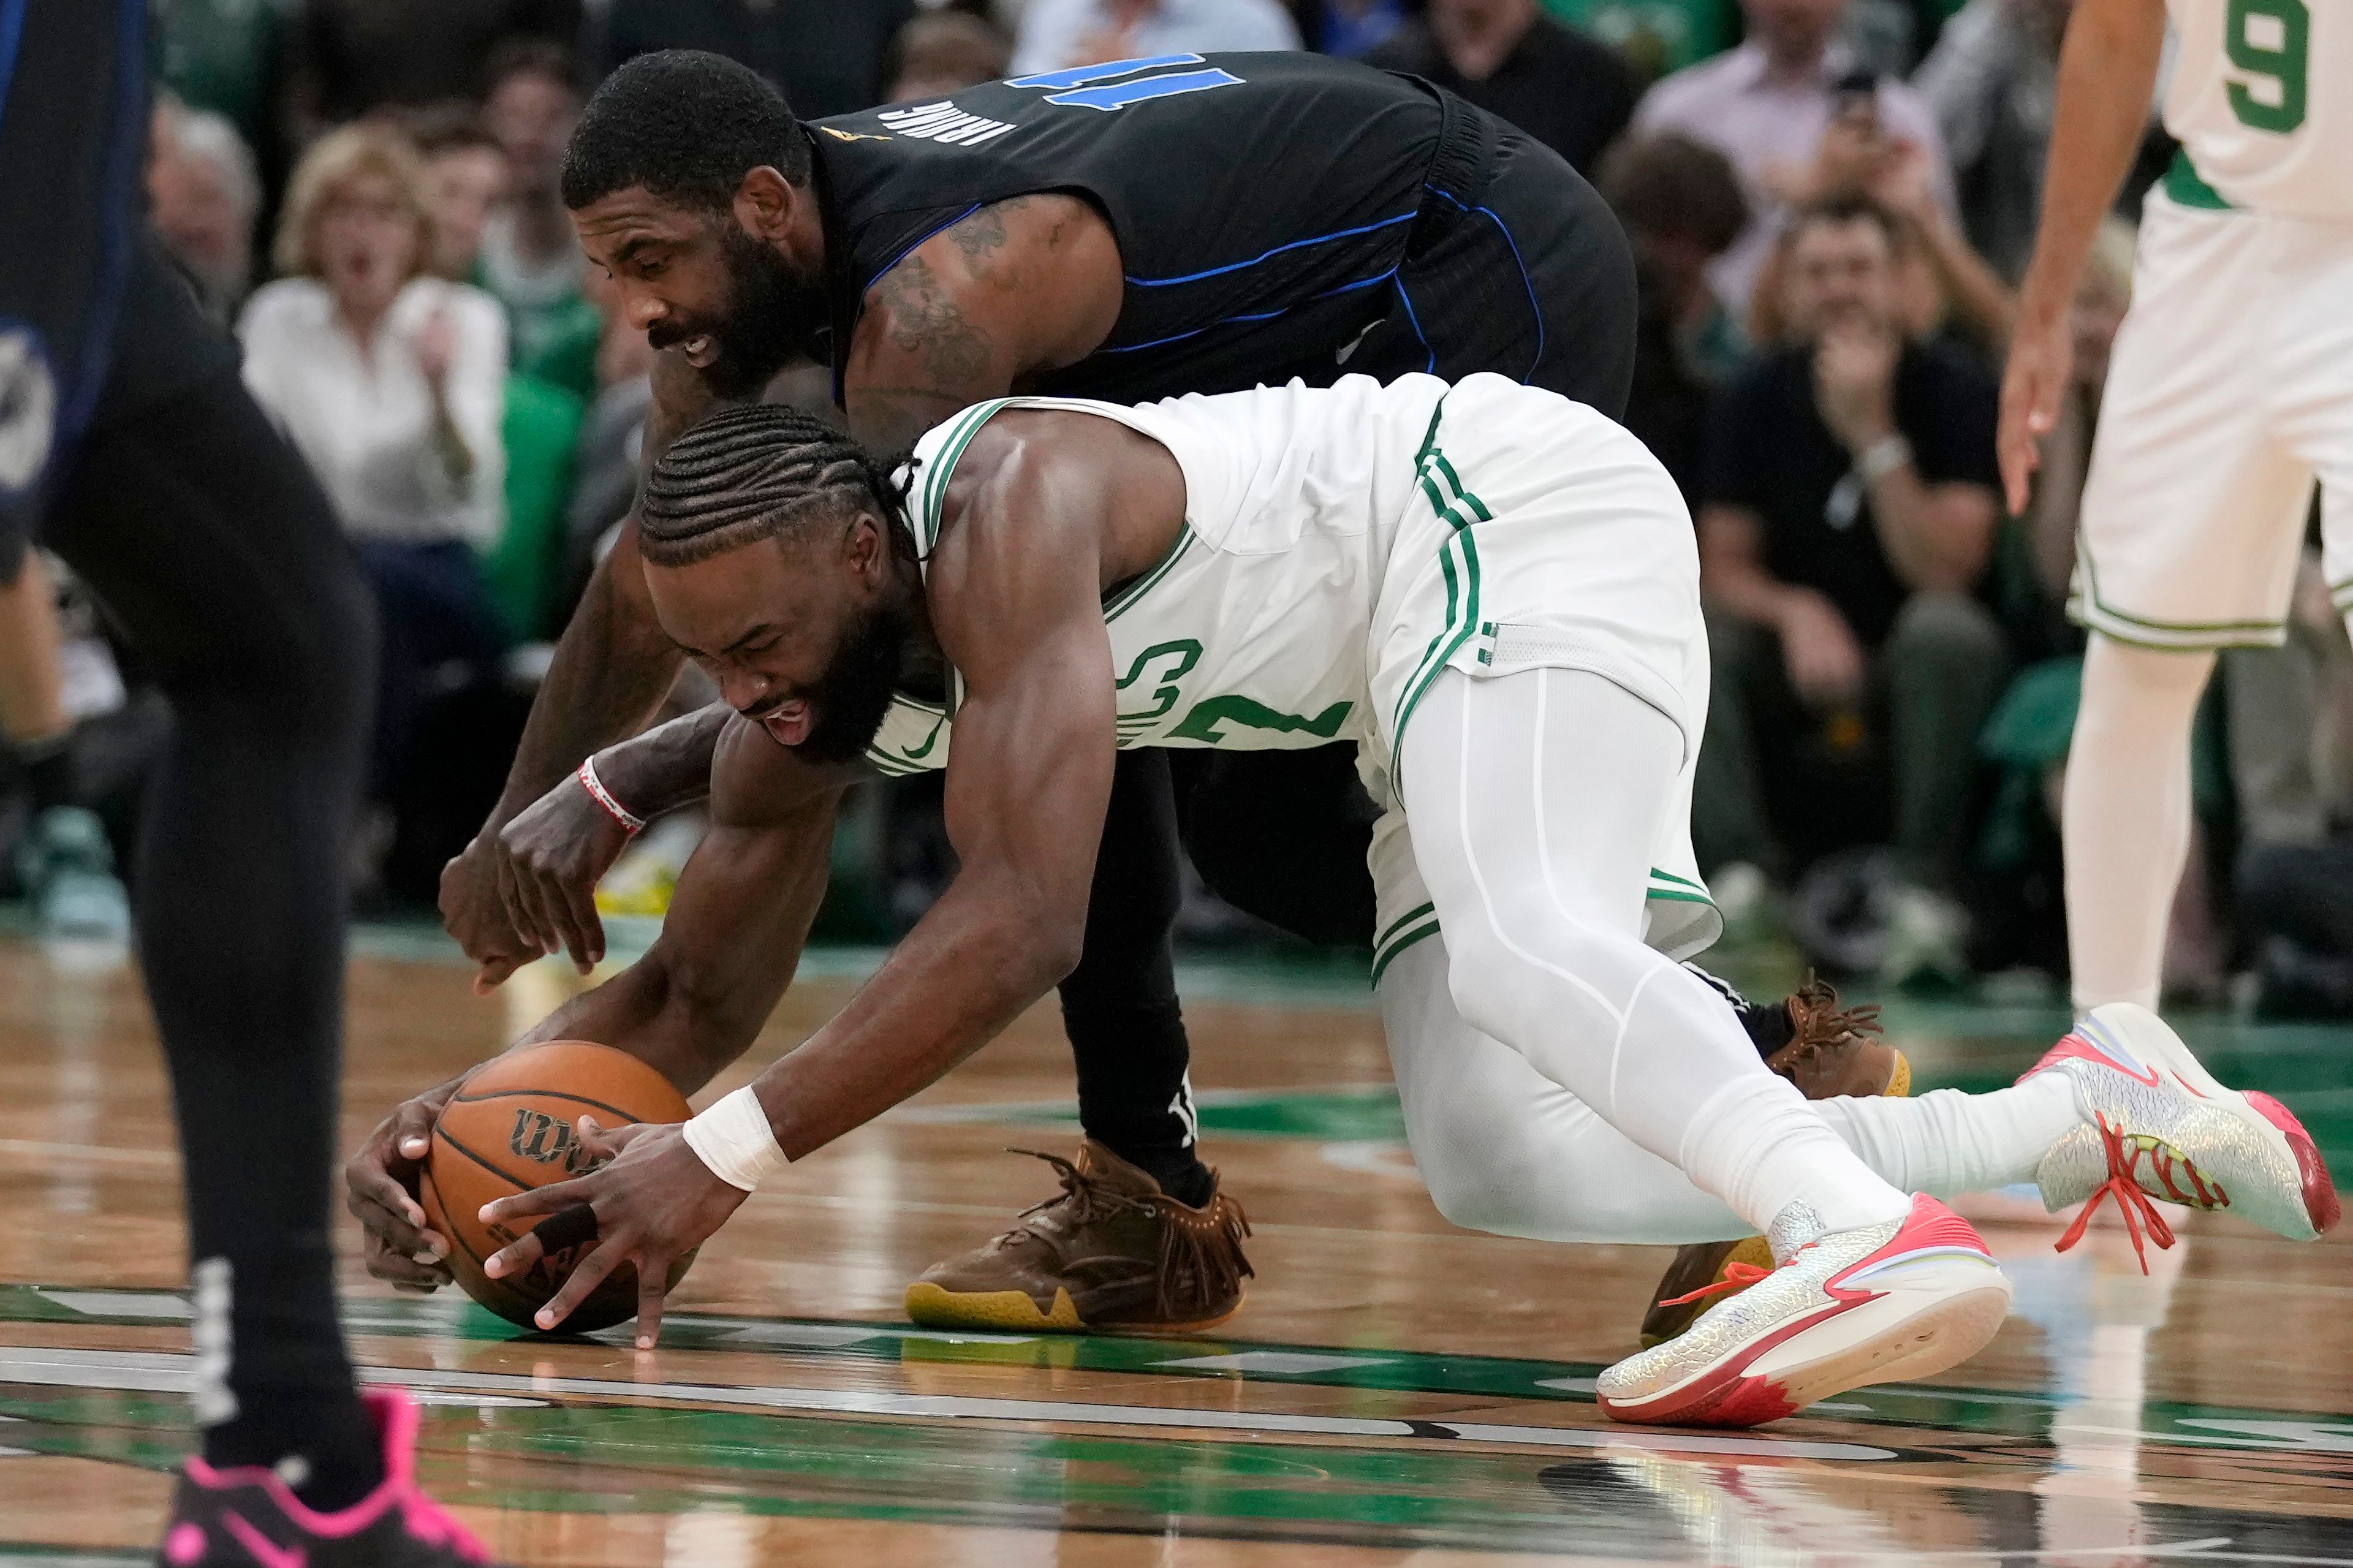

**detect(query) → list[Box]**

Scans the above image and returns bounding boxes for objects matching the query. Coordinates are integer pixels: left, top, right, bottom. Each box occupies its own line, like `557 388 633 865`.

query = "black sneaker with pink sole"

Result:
155 1390 501 1567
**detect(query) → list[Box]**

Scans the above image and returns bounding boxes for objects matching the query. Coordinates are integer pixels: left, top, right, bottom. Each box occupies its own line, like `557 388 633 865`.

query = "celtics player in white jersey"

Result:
2001 0 2353 1014
448 386 2333 1427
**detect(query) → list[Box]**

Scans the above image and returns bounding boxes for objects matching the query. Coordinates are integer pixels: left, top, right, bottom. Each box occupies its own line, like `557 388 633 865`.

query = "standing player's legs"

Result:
1058 749 1202 1198
2064 196 2316 1014
41 281 384 1506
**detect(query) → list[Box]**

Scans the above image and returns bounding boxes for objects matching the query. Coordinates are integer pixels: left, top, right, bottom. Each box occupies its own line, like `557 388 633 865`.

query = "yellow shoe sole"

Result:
904 1283 1088 1332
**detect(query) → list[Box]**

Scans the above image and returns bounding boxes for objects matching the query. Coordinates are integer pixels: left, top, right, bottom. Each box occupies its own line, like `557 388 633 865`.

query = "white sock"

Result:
1811 1075 2082 1199
2063 637 2214 1014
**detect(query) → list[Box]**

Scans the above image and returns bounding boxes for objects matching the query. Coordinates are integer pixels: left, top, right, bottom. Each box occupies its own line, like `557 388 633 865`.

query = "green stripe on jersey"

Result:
1370 917 1441 987
1105 528 1197 621
920 400 1013 550
2162 147 2235 211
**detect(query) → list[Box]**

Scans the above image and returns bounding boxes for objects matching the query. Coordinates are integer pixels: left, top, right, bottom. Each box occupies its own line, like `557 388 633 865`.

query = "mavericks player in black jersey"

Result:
0 2 497 1563
403 48 1885 1337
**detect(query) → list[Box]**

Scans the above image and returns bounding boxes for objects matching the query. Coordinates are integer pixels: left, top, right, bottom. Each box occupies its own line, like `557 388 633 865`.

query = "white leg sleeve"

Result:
2064 637 2216 1014
1396 667 1912 1236
1384 925 2082 1241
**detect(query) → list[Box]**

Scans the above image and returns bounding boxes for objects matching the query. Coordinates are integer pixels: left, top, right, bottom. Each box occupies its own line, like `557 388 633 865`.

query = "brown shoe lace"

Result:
1771 972 1882 1068
1009 1149 1255 1320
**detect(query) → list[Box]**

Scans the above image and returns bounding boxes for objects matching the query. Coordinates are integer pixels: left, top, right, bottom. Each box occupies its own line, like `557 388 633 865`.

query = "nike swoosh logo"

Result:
222 1510 308 1568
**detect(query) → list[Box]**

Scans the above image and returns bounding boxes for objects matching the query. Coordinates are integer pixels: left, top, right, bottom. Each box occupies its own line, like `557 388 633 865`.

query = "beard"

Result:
791 597 914 765
649 223 828 400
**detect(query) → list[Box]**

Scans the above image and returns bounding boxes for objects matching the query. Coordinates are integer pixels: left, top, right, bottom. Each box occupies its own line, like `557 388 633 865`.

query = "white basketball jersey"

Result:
2164 0 2353 218
866 374 1452 775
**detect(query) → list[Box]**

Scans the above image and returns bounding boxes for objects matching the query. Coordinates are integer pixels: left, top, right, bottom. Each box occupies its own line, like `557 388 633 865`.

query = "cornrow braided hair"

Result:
638 404 914 567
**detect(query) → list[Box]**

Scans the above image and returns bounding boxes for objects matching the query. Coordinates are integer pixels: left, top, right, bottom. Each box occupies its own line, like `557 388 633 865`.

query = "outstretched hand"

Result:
479 1117 745 1348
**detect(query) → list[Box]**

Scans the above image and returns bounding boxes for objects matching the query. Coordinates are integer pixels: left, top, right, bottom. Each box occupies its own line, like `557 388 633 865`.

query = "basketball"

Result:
421 1039 695 1333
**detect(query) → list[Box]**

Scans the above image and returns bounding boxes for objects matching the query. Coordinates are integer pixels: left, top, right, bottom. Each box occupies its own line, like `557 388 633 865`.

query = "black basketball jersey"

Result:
807 52 1491 406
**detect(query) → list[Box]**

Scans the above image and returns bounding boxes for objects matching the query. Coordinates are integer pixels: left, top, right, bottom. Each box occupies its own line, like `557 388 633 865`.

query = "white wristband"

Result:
682 1086 788 1192
577 756 646 835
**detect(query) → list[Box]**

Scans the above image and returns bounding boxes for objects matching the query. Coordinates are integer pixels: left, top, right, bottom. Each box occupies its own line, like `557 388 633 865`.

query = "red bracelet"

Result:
577 757 645 835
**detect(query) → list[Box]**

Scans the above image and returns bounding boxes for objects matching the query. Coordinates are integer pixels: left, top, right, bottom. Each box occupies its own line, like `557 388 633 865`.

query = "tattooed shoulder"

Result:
870 254 995 393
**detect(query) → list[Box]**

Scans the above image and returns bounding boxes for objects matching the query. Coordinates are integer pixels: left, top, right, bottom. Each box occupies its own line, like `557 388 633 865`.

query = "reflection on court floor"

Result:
0 941 2347 1564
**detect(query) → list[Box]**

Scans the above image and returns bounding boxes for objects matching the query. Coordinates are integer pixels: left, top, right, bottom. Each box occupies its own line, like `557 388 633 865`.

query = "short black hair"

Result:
640 404 905 568
563 50 810 213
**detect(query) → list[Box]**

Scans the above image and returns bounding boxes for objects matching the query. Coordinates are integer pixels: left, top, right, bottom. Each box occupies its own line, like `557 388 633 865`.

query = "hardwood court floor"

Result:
1 933 2350 1566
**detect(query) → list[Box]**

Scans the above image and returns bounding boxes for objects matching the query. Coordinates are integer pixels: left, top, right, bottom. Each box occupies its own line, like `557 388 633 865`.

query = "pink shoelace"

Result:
2054 1114 2189 1273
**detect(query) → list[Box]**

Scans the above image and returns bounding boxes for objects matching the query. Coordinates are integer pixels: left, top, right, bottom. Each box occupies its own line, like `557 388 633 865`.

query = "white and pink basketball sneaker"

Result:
2023 1002 2339 1262
1596 1193 2012 1428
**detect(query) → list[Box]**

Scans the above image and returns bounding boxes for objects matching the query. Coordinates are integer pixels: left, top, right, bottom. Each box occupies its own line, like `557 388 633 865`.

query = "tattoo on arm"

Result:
874 255 994 387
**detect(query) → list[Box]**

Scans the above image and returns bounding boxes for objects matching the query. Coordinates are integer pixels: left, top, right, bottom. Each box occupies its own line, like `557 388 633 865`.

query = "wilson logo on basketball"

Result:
507 1108 605 1175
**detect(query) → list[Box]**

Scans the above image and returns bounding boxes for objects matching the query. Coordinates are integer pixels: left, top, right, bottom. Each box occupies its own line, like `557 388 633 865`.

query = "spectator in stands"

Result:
1914 0 2071 280
239 127 509 814
1287 0 1408 58
480 42 603 399
148 99 262 326
411 108 509 281
289 0 582 134
156 0 296 213
1746 97 2014 353
1367 0 1638 173
887 10 1013 102
593 0 917 119
1011 0 1300 76
1692 194 2005 982
1545 0 1742 86
2227 556 2353 1015
1634 0 1955 317
1597 132 1751 495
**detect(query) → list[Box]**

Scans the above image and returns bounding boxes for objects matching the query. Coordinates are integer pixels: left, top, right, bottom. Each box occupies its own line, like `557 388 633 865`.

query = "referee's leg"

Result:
41 255 384 1508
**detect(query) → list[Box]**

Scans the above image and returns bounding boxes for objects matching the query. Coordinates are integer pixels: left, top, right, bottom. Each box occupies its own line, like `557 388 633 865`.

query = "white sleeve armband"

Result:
681 1086 789 1192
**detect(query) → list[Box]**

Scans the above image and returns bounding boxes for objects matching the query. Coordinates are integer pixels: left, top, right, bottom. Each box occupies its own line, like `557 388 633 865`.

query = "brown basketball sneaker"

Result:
905 1140 1253 1334
1637 976 1912 1348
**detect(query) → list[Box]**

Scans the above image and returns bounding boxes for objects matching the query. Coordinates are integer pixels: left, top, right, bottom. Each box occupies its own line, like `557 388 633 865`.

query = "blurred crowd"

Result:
4 0 2346 1012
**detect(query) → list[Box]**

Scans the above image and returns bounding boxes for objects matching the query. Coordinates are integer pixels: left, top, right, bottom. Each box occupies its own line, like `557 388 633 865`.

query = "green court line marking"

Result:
10 1286 2348 1455
2 1369 2347 1558
0 1344 1892 1461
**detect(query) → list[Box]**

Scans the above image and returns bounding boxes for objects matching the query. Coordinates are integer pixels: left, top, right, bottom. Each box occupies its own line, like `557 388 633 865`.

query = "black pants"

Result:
1064 128 1637 1177
30 240 379 1475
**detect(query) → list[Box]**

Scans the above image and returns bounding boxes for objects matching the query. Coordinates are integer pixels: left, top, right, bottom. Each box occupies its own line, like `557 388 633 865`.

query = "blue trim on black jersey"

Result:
1097 267 1397 356
1123 209 1415 288
1393 275 1433 375
1427 186 1545 384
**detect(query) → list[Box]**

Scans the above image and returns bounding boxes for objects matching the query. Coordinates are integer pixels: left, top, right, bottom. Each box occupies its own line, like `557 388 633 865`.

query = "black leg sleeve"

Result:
1060 748 1211 1203
41 251 380 1504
